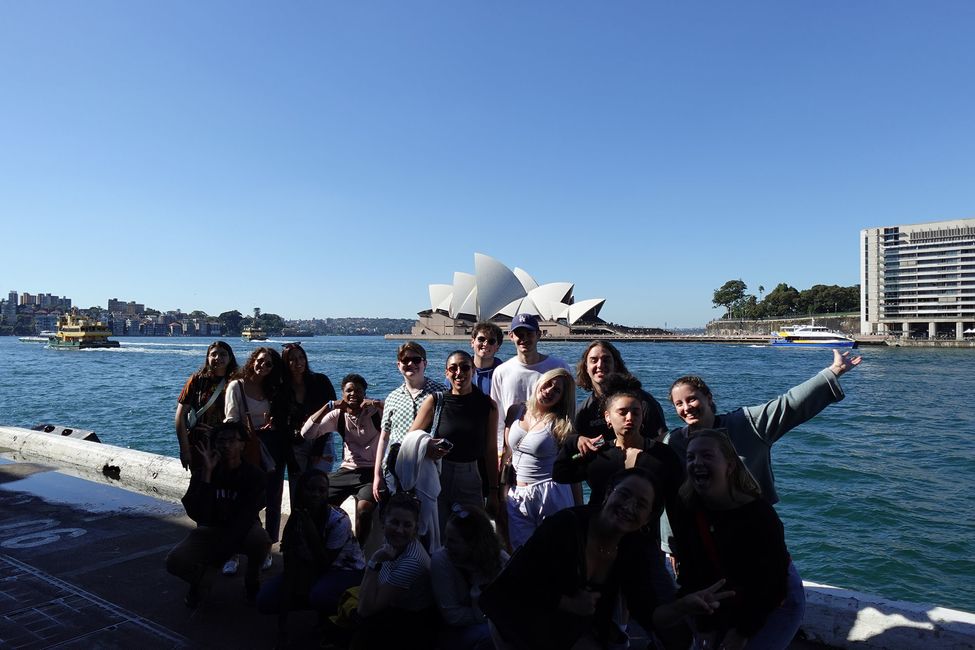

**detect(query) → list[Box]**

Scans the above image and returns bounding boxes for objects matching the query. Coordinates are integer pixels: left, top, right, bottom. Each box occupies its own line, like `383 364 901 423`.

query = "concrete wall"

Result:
1 426 973 649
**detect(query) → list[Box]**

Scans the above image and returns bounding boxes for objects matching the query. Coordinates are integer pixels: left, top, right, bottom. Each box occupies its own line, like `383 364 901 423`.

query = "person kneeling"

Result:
353 491 438 650
257 470 365 645
166 422 270 607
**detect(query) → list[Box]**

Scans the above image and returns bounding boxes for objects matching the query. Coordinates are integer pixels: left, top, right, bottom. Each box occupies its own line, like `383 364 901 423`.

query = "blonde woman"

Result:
501 368 577 549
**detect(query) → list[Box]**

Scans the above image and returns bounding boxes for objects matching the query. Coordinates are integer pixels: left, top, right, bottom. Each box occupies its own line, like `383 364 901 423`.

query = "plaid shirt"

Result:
381 376 446 447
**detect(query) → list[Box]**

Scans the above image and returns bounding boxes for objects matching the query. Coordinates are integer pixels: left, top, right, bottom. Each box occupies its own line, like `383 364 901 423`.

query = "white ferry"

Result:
770 325 857 348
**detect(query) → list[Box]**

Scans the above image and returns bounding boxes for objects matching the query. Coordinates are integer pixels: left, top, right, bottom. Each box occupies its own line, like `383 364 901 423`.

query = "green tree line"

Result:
712 280 859 320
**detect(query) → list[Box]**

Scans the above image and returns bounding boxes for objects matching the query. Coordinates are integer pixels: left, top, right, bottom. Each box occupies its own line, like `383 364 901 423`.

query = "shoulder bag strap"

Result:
430 391 444 436
192 377 226 424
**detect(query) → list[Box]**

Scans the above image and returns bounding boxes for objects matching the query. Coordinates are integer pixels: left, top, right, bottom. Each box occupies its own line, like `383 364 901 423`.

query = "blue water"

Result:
1 336 973 612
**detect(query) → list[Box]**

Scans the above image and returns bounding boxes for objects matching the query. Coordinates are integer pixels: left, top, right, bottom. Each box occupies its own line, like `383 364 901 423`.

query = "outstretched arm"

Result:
827 349 862 378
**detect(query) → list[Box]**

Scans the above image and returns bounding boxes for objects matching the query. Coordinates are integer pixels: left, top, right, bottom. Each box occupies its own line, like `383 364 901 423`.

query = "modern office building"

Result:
860 217 975 339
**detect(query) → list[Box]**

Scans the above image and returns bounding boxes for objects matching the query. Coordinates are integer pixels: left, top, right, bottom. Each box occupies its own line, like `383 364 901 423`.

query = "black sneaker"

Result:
245 580 259 605
184 583 201 609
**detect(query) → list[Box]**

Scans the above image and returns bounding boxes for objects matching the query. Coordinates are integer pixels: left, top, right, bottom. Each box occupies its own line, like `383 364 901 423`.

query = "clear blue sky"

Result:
3 2 973 327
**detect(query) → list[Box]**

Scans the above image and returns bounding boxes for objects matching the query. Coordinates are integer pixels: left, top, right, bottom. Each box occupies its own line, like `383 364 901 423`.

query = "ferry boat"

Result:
241 325 267 341
771 325 857 348
48 314 121 349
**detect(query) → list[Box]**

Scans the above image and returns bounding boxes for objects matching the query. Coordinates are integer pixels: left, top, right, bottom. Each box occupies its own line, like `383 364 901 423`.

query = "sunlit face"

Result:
301 475 329 510
444 520 472 565
686 437 732 499
509 327 539 355
253 352 274 377
670 383 715 429
286 348 307 375
383 506 418 551
445 354 473 392
603 476 655 533
398 354 426 379
535 376 564 411
471 331 500 361
605 395 643 436
586 345 615 390
342 381 364 409
207 347 230 375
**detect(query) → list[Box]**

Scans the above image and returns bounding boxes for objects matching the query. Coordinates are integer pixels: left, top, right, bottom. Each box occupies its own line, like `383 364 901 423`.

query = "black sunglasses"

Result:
400 356 424 365
475 335 498 345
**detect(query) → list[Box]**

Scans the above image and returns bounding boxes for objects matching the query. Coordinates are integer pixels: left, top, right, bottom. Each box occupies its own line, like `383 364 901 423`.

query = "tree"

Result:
257 312 286 334
188 310 209 320
712 280 747 319
219 310 244 335
762 283 800 318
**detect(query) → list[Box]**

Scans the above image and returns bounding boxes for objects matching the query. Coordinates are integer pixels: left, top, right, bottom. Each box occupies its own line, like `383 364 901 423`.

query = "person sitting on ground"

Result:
431 504 509 650
573 339 668 446
165 422 270 607
480 468 733 650
257 470 365 646
669 430 795 649
354 491 437 649
175 340 238 473
470 321 504 396
302 373 384 546
372 342 446 501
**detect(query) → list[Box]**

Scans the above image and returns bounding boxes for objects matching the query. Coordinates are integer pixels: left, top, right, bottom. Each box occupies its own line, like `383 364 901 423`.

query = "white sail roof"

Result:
423 253 605 324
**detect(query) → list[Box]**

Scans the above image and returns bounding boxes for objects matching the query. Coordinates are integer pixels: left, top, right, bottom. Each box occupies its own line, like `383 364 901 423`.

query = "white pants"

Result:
506 478 573 550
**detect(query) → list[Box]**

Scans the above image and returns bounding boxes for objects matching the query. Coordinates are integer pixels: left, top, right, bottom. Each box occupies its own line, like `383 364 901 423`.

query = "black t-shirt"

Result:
574 388 668 442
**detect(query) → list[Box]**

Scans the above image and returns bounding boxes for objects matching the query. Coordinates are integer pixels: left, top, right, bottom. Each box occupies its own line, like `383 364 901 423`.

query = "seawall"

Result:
1 426 973 649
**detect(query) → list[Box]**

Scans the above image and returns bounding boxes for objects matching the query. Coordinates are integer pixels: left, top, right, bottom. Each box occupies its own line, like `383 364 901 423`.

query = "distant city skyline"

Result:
3 3 974 327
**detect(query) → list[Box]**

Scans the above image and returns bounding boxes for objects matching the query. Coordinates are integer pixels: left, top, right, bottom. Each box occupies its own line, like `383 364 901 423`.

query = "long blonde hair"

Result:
526 368 576 444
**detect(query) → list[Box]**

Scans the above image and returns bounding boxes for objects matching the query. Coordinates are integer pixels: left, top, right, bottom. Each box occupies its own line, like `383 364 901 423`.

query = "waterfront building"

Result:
860 217 975 339
411 252 609 337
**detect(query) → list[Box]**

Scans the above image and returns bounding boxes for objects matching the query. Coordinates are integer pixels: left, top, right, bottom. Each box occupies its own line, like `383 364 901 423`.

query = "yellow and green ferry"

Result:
48 313 121 350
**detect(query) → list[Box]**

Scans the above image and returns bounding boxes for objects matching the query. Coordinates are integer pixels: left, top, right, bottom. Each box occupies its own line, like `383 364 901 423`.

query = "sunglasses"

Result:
475 336 498 345
400 356 424 365
447 363 472 374
451 503 471 519
282 342 303 351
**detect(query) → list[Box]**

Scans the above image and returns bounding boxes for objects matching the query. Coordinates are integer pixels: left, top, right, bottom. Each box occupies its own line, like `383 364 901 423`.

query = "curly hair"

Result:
575 340 629 392
445 505 504 578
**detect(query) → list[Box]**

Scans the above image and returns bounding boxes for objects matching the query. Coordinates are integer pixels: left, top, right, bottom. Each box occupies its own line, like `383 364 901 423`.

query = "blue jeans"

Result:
747 560 805 649
256 568 363 615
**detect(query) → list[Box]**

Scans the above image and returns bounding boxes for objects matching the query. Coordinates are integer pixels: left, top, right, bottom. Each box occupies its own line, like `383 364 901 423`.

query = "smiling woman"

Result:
481 468 733 650
670 430 796 650
407 350 499 535
500 367 576 549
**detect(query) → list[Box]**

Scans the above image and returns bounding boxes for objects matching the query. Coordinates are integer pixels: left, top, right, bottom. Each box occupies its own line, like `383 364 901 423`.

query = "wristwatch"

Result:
367 559 384 572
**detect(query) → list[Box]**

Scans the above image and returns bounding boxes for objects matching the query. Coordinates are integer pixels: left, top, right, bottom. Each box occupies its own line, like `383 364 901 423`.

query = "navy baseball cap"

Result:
510 313 540 332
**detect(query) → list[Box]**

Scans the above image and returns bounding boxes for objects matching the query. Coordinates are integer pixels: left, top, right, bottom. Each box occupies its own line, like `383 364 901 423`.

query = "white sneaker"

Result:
261 554 273 571
221 556 239 575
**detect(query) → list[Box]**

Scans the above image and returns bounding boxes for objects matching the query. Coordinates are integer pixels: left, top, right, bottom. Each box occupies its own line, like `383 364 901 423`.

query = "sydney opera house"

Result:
411 253 610 337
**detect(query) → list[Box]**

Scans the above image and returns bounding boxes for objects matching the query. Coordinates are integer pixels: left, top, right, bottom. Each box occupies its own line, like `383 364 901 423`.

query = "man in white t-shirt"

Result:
489 313 570 447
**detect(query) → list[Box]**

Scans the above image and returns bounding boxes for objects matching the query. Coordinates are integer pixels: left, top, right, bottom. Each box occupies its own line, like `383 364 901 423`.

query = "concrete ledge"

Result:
803 581 975 649
0 425 293 512
2 425 973 649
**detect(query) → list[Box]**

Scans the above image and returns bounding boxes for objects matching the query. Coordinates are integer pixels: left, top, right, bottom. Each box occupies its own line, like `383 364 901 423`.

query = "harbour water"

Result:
1 335 973 613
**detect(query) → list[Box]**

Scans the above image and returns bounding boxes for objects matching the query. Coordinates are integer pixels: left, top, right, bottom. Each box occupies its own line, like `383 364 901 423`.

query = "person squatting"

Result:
168 317 861 649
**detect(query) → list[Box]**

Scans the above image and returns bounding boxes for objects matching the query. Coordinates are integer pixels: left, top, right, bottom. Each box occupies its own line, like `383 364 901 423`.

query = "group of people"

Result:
166 313 861 650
